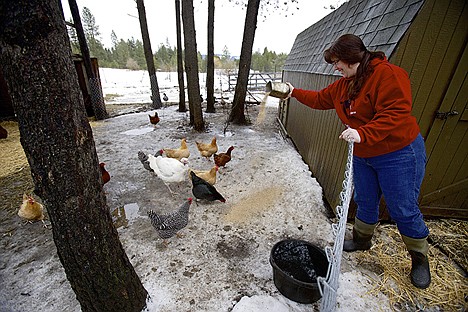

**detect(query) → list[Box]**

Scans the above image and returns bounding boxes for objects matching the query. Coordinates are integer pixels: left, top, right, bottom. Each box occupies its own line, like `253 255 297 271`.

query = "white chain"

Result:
318 141 354 312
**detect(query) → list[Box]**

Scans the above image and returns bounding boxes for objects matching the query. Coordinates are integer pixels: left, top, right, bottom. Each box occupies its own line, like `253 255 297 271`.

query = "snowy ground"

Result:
0 68 394 311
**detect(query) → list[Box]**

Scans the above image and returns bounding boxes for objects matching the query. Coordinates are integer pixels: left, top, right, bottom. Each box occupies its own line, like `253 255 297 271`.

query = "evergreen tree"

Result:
64 4 288 73
66 18 80 54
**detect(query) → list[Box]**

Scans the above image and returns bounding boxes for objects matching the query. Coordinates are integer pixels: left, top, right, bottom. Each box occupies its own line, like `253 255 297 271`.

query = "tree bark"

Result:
205 0 215 113
68 0 108 120
181 0 205 131
229 0 260 125
0 1 148 311
175 0 187 112
136 0 162 109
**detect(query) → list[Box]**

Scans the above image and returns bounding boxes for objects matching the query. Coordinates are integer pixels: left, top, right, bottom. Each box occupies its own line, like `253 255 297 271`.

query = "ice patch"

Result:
122 127 154 136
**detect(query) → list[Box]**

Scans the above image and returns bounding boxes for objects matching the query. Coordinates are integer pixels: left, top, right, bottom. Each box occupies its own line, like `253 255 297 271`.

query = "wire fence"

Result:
89 78 108 120
318 141 354 312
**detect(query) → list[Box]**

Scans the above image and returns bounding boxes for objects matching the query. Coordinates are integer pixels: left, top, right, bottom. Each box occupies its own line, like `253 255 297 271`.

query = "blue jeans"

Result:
353 134 429 239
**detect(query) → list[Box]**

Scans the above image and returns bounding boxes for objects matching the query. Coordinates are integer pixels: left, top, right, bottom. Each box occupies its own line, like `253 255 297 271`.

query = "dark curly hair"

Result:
324 34 385 100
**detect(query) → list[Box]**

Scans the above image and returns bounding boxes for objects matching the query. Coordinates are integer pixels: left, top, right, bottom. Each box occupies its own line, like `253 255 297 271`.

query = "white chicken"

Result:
138 150 189 195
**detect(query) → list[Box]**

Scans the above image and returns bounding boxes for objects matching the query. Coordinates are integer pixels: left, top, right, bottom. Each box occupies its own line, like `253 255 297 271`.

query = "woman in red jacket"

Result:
287 34 430 289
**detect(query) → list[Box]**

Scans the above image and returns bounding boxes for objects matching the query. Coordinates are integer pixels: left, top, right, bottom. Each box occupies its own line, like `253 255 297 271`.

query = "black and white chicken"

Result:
147 198 193 246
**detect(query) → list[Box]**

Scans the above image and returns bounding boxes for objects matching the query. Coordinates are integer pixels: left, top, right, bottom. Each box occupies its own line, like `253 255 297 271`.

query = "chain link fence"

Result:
318 142 354 312
89 77 108 120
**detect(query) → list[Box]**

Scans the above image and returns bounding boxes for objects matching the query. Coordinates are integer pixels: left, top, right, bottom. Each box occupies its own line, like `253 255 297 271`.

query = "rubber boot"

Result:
402 235 431 289
343 218 377 252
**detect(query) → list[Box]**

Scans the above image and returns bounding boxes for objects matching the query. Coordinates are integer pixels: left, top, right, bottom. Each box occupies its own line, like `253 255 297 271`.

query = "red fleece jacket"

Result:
291 57 420 158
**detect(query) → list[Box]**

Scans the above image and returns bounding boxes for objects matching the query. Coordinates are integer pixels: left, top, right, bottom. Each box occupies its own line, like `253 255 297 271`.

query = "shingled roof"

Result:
284 0 424 75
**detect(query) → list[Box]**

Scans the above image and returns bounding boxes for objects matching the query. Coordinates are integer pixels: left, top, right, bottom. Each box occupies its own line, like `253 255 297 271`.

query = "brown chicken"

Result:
149 112 160 126
100 162 110 184
188 165 218 185
163 138 190 160
195 137 218 160
214 146 234 168
18 194 47 227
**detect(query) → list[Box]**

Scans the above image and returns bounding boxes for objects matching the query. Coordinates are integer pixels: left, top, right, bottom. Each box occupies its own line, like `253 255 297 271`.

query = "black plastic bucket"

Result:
270 239 329 304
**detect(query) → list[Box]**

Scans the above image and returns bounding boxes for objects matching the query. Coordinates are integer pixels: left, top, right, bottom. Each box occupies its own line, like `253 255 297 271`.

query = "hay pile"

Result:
0 121 28 177
0 121 34 218
427 219 468 273
356 224 468 311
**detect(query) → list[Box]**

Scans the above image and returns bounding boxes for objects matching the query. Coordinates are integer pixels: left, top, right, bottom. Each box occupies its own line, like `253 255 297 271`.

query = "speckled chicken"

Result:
147 198 193 245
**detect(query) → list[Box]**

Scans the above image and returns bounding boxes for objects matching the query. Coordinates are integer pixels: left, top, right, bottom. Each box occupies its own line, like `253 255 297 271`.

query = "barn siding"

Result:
282 71 346 211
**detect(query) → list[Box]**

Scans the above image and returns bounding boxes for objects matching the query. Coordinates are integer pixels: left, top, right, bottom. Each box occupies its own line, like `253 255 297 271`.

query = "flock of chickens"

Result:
15 113 234 247
137 133 234 245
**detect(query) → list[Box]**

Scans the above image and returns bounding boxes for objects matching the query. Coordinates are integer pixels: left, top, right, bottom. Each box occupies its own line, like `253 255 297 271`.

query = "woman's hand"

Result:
340 128 361 143
285 82 294 99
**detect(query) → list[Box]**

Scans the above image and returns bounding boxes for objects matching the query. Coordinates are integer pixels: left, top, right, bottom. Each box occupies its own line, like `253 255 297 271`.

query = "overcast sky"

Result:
61 0 343 56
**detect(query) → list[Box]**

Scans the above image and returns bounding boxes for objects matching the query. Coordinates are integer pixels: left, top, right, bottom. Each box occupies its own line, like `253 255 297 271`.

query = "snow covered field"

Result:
99 68 232 105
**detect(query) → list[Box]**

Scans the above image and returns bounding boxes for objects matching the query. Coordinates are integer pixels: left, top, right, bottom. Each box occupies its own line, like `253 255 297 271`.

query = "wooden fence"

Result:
227 72 282 91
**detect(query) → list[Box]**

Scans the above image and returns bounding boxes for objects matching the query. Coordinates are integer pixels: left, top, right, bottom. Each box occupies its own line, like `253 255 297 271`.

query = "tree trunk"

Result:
68 0 108 120
175 0 187 112
205 0 215 113
136 0 162 109
229 0 260 125
0 1 148 311
181 0 205 131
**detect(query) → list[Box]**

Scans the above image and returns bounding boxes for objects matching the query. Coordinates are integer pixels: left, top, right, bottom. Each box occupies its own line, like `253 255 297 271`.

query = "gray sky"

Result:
61 0 341 56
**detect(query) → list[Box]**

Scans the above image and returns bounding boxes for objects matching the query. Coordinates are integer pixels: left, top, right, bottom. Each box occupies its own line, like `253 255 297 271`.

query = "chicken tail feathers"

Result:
138 151 154 172
212 190 226 202
147 210 165 228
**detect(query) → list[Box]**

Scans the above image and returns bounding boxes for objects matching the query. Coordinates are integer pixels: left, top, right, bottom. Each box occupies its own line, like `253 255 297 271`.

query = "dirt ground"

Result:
0 102 467 312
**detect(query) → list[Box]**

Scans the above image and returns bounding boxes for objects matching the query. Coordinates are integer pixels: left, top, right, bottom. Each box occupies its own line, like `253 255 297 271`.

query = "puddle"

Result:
121 127 154 136
112 202 140 228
